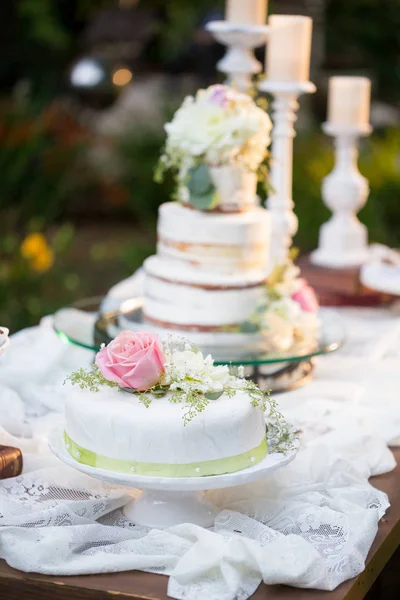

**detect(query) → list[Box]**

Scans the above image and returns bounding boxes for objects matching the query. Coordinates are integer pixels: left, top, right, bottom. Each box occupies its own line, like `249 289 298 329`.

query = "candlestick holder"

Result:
310 122 372 269
258 80 316 265
206 21 269 93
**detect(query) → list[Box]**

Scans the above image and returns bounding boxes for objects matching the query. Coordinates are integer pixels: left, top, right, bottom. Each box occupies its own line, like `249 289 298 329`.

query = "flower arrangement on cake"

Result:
231 252 320 352
155 84 272 211
64 331 296 478
68 331 276 425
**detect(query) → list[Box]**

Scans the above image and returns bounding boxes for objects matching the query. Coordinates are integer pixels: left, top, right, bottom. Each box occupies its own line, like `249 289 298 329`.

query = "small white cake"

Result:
64 386 267 477
64 331 269 478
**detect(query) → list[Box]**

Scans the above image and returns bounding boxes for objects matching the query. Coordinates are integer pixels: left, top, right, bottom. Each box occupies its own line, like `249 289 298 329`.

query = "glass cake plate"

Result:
53 296 345 366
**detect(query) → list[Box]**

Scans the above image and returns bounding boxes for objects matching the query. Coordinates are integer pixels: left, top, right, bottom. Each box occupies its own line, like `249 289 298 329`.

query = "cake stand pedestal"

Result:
49 427 297 529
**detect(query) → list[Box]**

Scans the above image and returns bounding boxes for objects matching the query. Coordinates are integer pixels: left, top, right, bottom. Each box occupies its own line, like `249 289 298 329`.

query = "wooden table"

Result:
0 449 399 600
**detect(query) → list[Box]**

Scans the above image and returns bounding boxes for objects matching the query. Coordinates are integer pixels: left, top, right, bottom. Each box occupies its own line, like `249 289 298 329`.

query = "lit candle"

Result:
226 0 268 26
327 76 371 127
266 15 313 83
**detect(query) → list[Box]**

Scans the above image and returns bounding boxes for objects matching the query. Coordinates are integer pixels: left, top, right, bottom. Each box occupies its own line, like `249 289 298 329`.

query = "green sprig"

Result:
65 367 119 393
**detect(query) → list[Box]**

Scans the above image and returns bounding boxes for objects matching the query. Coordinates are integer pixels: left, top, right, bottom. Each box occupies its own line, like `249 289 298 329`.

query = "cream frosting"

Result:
64 384 266 466
157 202 270 273
158 202 269 243
144 275 265 327
144 255 267 287
141 201 271 334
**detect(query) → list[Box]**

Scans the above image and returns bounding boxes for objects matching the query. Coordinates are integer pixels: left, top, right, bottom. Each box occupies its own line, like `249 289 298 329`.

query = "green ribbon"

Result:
64 431 267 478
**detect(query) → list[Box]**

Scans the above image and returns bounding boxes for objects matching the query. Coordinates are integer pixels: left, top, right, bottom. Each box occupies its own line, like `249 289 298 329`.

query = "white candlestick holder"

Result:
310 122 372 269
258 80 316 266
206 21 269 92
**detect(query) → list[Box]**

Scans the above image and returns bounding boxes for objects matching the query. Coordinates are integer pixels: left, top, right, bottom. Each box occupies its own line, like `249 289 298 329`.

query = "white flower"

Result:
169 349 206 380
262 311 295 351
162 348 231 395
162 84 272 178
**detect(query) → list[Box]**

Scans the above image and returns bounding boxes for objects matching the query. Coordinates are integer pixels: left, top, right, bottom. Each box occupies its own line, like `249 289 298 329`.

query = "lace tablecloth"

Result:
0 308 399 600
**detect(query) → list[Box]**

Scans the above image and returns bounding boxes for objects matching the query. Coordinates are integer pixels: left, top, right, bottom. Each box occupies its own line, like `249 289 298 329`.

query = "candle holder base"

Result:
312 122 372 270
311 248 370 269
311 219 369 269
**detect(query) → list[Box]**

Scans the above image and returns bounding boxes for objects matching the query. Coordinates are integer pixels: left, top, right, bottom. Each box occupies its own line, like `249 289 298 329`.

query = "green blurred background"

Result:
1 0 399 330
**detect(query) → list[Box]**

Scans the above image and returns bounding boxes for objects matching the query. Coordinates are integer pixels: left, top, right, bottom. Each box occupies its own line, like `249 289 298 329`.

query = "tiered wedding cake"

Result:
118 85 319 353
143 85 272 336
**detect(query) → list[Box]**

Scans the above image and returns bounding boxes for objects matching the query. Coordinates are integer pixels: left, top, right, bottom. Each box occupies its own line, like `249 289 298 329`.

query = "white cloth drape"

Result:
0 307 399 600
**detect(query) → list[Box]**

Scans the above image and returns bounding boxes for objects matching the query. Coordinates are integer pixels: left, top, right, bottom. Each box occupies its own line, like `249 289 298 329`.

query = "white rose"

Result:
169 349 206 380
163 84 272 171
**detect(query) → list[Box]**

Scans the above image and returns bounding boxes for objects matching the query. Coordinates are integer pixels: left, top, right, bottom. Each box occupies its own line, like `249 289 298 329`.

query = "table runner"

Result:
0 307 399 600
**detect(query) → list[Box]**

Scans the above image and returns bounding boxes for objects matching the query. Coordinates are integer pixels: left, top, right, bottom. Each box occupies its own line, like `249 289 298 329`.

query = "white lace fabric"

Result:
0 307 399 600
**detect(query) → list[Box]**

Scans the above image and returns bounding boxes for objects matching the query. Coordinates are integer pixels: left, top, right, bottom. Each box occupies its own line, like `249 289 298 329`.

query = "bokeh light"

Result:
112 68 133 87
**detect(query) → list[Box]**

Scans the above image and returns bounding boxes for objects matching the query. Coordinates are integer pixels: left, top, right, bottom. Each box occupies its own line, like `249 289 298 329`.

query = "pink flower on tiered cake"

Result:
95 331 166 391
291 279 319 313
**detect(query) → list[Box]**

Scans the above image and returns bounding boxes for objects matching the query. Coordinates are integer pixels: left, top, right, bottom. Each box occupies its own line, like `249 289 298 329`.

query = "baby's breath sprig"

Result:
65 367 119 393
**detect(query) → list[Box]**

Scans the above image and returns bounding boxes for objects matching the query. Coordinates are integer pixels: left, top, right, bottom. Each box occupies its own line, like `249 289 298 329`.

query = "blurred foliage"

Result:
0 220 154 331
2 1 398 100
116 129 174 222
0 96 93 227
326 0 400 101
0 224 78 331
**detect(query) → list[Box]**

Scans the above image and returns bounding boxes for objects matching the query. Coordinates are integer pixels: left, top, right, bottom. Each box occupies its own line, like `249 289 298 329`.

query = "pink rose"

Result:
95 331 166 391
291 279 319 313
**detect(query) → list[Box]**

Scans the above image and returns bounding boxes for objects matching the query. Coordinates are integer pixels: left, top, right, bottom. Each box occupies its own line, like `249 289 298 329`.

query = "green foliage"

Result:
116 127 175 223
326 0 400 101
186 164 219 210
187 163 214 195
65 365 119 393
147 0 224 63
18 0 69 50
0 223 80 332
0 98 92 227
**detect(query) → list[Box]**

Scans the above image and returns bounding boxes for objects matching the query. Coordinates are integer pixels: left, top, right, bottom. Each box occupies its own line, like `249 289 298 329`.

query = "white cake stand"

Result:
49 427 298 529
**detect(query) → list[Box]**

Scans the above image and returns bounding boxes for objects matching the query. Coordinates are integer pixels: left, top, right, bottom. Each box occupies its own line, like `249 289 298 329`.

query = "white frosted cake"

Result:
65 387 267 477
64 331 269 478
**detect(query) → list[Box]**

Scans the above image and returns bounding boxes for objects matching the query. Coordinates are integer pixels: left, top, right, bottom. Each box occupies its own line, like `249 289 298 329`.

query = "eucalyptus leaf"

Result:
189 189 219 210
152 388 168 396
187 163 214 196
205 391 224 401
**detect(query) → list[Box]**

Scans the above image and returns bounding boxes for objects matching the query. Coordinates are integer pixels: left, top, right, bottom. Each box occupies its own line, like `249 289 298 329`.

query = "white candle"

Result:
226 0 268 25
266 15 313 82
327 76 371 127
